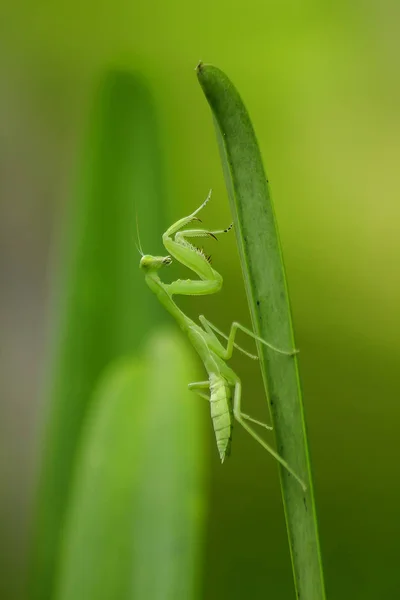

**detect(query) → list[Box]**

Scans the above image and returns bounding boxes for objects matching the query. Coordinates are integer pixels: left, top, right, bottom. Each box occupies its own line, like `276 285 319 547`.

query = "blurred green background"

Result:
1 1 400 599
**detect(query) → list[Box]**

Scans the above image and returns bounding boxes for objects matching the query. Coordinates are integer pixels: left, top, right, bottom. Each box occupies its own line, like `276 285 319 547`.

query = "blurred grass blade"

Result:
197 63 326 600
55 329 205 600
30 70 167 599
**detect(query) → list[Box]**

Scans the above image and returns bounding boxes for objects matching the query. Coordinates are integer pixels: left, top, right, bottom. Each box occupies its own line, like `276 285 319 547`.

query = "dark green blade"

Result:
197 62 326 600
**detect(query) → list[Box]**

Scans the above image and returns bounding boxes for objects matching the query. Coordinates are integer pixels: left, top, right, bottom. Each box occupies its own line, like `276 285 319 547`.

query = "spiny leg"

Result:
199 315 258 360
188 381 210 401
200 317 298 360
163 190 212 240
175 222 233 246
162 194 229 297
162 191 232 272
232 380 307 491
165 223 232 294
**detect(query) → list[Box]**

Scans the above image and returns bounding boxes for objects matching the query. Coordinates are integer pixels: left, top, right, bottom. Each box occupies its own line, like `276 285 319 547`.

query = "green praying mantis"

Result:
139 191 306 491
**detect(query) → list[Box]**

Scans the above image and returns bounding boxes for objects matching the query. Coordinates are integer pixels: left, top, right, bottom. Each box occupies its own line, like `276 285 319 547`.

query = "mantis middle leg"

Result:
199 315 258 360
199 316 298 359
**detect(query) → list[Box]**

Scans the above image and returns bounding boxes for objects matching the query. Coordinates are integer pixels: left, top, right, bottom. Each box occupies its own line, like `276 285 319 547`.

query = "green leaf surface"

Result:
30 70 167 600
55 329 205 600
197 63 326 600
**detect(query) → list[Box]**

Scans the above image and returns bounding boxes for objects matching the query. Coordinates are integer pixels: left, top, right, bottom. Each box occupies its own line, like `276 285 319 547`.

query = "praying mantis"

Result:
139 191 306 490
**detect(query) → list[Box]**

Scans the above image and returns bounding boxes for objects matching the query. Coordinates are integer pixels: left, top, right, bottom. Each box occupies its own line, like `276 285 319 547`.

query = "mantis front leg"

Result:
162 192 232 298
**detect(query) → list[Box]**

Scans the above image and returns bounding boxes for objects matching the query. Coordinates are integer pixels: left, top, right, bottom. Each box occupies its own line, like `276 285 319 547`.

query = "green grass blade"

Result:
55 329 205 600
30 70 167 600
197 63 326 600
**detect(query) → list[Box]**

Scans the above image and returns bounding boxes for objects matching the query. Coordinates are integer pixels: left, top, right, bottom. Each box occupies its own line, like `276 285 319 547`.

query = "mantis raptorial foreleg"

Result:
163 190 212 239
163 195 232 297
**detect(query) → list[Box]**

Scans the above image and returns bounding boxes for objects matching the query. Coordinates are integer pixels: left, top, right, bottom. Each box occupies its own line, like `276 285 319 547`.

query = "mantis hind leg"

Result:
240 413 273 431
232 380 307 491
200 317 298 360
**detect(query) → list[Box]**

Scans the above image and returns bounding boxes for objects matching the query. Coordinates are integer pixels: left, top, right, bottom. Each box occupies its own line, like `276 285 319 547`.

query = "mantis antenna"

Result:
135 211 145 257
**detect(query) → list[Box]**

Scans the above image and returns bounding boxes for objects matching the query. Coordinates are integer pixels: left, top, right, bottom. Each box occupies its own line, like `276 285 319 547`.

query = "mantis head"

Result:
139 255 172 271
135 212 172 271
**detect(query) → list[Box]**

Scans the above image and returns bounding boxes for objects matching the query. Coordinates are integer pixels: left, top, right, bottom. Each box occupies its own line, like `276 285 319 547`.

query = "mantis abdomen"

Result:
209 373 233 463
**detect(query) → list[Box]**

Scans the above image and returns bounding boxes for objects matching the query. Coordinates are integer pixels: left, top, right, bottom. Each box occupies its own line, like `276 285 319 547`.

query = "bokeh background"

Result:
1 1 400 599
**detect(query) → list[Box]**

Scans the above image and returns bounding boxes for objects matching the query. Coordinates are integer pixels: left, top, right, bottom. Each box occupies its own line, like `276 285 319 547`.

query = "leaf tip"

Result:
195 60 204 73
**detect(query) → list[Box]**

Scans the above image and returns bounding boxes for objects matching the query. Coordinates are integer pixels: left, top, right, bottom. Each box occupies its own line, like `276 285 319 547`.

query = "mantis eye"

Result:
163 256 172 265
